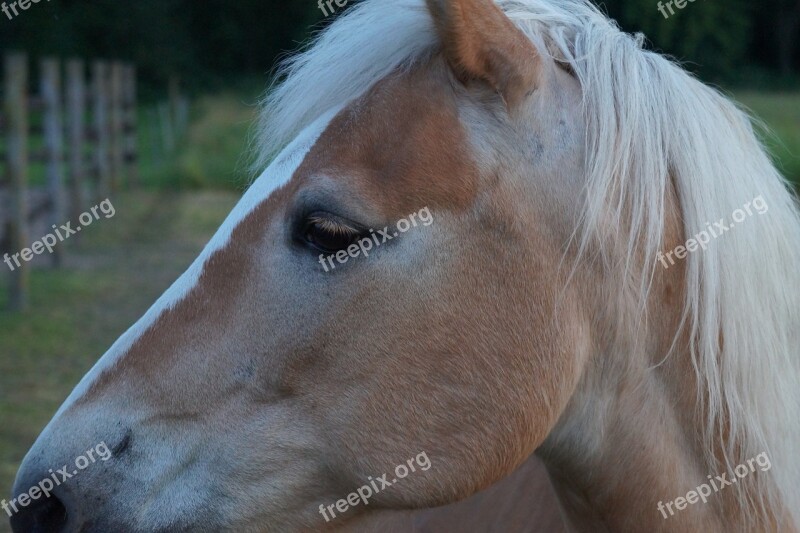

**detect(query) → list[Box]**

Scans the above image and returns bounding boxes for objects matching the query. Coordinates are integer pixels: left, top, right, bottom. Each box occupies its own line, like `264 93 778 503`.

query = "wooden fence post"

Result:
122 64 139 186
66 59 87 224
4 53 29 311
158 101 175 153
91 61 111 201
168 75 180 135
148 106 162 166
176 96 190 138
40 58 65 267
109 62 124 192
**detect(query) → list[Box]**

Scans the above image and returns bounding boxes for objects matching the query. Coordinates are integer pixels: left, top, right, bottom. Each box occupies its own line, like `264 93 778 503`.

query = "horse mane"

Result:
254 0 800 526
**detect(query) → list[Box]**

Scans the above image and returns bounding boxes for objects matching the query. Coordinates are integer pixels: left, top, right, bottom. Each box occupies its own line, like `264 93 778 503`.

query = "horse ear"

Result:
425 0 541 108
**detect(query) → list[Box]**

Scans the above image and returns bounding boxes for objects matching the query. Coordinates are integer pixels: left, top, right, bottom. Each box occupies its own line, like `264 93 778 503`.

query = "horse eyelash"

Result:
306 215 359 236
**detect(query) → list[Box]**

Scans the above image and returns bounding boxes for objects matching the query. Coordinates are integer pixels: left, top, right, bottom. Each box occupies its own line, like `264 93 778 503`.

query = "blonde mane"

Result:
254 0 800 526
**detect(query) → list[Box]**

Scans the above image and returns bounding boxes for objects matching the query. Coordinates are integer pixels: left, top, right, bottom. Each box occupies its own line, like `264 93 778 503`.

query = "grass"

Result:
139 93 259 191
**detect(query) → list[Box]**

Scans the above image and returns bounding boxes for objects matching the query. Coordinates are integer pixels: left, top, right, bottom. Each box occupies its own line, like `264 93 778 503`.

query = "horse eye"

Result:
303 214 362 254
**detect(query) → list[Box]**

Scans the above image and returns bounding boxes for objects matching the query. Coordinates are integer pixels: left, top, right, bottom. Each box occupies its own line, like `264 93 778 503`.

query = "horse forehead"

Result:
63 66 481 409
301 63 481 216
58 110 337 413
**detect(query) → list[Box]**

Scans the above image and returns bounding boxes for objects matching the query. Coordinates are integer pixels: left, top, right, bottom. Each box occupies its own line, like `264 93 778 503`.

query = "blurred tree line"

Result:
0 0 797 97
0 0 322 99
603 0 800 85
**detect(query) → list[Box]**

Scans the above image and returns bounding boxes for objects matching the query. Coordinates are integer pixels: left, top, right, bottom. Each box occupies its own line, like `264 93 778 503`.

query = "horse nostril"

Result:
9 492 68 533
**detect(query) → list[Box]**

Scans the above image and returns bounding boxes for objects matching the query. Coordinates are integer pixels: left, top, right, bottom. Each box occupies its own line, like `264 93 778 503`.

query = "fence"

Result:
0 52 138 311
147 76 190 167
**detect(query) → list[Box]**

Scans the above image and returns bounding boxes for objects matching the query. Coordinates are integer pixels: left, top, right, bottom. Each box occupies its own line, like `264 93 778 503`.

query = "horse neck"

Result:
537 312 741 530
537 218 778 531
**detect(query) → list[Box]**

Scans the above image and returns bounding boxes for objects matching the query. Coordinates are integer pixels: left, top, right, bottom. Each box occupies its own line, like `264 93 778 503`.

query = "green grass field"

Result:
0 90 797 530
735 93 800 184
139 93 259 191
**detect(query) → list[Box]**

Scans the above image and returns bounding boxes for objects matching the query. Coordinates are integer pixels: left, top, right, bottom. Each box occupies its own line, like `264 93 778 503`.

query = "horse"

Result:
10 0 800 530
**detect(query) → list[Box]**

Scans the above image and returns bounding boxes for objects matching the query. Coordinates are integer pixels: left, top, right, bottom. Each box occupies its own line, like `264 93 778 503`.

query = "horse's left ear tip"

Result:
425 0 541 109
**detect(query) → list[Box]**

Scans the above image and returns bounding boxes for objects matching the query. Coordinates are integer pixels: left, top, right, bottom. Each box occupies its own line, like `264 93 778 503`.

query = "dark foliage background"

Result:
0 0 798 97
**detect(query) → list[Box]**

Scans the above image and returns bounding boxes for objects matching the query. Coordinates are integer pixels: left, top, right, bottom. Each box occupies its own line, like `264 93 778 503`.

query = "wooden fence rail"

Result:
0 52 138 311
